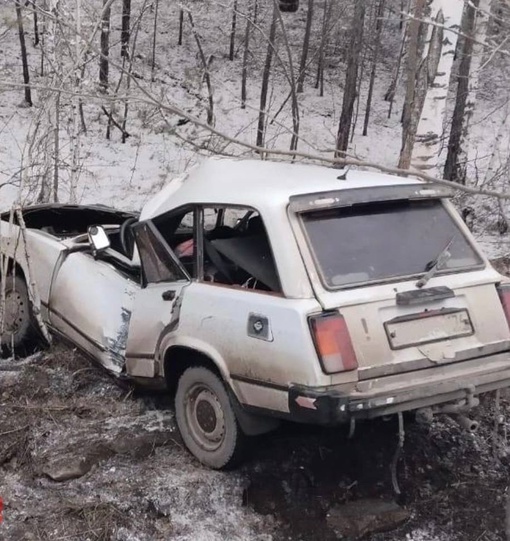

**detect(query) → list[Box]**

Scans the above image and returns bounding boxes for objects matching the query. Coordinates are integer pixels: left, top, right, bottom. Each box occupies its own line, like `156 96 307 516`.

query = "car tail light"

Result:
309 312 358 374
498 284 510 328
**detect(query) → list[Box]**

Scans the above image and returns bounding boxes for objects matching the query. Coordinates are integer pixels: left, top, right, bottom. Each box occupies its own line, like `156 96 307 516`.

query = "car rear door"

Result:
124 221 191 378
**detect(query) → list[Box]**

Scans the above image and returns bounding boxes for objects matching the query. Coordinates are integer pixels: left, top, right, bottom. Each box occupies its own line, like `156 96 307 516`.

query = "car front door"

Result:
48 249 140 374
124 221 191 379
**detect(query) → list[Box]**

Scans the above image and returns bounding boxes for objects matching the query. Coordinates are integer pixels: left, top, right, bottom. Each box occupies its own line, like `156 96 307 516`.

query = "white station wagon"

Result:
2 158 510 468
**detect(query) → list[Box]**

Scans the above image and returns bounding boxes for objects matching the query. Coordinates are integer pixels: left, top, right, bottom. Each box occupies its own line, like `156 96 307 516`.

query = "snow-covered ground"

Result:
2 2 510 539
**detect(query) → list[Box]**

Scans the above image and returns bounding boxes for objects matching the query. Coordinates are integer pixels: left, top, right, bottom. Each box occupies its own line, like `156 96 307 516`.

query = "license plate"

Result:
384 309 473 350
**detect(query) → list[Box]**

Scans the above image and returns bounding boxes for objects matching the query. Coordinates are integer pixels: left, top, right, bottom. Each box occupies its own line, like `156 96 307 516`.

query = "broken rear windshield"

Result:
301 199 483 288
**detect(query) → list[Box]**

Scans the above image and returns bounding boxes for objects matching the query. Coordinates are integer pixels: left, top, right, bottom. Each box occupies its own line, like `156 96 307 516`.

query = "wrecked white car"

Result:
2 158 510 468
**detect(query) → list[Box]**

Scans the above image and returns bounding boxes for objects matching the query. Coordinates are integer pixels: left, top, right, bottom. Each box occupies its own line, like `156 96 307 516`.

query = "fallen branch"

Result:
101 106 130 140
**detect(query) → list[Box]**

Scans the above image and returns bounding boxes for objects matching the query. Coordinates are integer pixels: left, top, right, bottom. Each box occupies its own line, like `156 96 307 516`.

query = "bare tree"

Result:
99 0 111 92
398 0 428 169
336 0 366 157
241 0 255 108
444 0 492 183
178 9 184 45
121 0 131 59
256 4 278 151
32 0 40 47
297 0 314 93
411 0 464 173
363 0 386 136
229 0 238 61
188 12 215 127
315 0 330 96
151 0 159 81
15 0 32 106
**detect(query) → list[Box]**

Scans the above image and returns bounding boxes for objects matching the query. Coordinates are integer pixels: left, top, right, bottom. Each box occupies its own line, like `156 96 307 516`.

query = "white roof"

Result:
140 158 423 220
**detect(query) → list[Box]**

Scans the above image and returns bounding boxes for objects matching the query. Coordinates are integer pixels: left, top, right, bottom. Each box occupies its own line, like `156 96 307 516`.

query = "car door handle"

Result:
162 289 176 301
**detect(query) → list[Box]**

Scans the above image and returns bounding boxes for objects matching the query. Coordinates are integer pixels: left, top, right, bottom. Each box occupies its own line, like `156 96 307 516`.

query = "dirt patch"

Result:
1 342 510 540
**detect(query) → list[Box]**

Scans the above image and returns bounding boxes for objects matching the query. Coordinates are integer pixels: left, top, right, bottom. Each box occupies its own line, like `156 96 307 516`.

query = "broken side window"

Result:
201 206 282 294
152 206 197 279
134 222 188 285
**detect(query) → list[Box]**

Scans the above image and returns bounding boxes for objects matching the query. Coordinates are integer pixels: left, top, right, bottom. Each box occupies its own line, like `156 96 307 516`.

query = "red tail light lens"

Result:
498 285 510 328
309 312 358 374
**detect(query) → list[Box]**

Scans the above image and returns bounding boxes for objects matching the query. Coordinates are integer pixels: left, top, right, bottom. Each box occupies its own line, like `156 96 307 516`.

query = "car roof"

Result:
140 158 424 220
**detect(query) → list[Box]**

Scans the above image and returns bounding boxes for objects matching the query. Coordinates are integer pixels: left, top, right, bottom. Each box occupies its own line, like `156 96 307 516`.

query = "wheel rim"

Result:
185 383 226 452
3 289 26 334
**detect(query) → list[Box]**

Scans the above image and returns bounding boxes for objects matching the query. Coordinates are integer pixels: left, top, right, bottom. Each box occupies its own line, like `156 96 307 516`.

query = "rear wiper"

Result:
415 235 455 289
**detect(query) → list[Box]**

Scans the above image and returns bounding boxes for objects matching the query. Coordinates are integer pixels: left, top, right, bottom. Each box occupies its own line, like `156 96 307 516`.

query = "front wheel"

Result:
175 366 246 469
1 274 41 356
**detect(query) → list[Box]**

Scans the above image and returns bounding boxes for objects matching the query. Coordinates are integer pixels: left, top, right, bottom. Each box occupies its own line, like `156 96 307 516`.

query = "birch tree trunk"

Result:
444 0 491 183
399 0 428 169
410 0 464 174
336 0 366 157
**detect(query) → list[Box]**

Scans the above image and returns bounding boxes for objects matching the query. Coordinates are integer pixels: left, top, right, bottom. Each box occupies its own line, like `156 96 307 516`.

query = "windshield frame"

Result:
296 198 486 291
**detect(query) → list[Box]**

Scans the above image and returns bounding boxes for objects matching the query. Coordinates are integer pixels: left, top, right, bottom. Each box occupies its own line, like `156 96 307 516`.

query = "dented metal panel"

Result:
49 251 139 373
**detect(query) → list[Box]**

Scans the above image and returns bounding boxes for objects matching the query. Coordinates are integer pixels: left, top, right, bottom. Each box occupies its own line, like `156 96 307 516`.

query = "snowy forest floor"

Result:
3 1 510 539
1 335 510 541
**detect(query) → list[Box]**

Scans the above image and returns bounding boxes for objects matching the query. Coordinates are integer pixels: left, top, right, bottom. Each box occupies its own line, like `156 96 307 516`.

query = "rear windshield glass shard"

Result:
301 200 483 289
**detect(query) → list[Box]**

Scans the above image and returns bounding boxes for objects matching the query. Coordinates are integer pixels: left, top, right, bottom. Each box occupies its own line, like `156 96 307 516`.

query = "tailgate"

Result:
322 273 510 383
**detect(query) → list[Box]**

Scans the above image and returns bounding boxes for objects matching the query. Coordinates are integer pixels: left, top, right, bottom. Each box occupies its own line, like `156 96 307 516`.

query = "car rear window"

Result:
301 199 483 288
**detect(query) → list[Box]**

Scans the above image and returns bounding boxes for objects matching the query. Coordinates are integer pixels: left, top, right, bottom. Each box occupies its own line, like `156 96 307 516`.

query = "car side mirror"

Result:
88 225 110 254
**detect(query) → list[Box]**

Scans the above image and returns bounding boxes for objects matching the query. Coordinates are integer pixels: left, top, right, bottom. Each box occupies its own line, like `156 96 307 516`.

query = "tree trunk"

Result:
15 0 32 106
121 0 131 59
53 92 60 203
241 0 254 108
335 0 366 157
256 5 278 152
188 12 215 127
315 0 329 96
178 9 184 45
99 0 111 92
398 0 428 169
70 0 82 203
444 0 491 183
229 0 238 61
297 0 314 93
363 0 386 136
33 0 40 46
411 0 464 174
151 0 159 81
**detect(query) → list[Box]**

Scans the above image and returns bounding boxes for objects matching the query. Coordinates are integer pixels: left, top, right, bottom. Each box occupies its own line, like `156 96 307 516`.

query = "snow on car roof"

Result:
140 158 424 220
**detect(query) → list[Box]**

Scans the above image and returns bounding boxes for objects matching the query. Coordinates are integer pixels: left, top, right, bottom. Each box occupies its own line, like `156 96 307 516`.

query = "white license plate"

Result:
385 309 473 350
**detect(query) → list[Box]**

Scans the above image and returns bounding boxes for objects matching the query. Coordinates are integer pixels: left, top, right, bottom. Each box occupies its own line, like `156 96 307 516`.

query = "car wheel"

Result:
175 366 246 469
1 274 41 355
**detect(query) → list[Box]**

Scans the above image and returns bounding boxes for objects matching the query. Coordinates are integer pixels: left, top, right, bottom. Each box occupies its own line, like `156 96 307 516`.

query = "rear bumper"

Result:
289 352 510 424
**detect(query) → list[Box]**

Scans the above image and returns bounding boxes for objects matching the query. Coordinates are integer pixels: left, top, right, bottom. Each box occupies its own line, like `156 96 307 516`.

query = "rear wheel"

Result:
1 275 41 356
175 366 246 469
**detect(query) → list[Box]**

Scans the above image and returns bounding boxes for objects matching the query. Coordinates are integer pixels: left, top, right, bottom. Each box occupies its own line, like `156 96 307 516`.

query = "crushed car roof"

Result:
140 158 426 220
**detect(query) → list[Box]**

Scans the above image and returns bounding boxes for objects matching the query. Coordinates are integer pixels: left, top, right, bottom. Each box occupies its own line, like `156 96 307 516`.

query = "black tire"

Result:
175 366 246 469
1 274 42 356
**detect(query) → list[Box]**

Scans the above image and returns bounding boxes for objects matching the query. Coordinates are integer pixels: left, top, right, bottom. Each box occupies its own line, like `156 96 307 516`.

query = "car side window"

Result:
134 222 188 285
201 206 281 294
